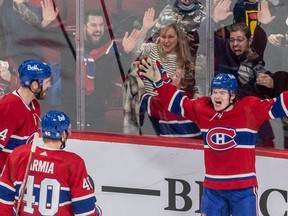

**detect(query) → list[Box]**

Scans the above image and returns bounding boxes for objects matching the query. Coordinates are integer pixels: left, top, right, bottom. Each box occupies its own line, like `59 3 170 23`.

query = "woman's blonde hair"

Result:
156 23 193 69
157 23 196 94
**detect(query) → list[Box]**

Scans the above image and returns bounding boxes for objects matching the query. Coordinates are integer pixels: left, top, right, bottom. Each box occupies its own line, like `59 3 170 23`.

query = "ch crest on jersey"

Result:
206 127 237 151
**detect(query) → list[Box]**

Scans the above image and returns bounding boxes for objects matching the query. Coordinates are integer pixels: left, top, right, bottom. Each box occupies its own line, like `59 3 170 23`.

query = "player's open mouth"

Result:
214 101 222 108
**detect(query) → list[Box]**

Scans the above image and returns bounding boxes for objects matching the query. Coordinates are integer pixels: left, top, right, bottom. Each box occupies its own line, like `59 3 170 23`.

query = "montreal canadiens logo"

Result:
206 127 237 151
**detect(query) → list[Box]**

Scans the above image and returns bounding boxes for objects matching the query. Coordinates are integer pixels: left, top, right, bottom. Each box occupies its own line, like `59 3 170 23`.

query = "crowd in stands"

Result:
0 0 288 147
1 0 288 215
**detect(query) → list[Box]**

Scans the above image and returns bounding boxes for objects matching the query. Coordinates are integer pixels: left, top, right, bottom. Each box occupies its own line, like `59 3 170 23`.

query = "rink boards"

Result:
65 132 288 216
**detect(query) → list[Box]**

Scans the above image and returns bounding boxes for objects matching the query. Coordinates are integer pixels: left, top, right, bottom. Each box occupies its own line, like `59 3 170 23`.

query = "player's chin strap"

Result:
60 135 68 149
60 139 66 149
218 101 234 113
29 86 43 100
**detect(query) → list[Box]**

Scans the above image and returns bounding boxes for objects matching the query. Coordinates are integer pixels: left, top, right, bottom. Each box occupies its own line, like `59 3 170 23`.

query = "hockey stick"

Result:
15 132 39 216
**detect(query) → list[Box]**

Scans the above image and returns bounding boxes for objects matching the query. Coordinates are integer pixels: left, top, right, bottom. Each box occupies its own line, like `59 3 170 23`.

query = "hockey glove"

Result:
138 57 171 88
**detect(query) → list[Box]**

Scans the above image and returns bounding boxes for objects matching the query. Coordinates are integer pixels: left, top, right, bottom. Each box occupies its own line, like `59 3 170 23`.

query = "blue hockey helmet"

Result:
41 110 71 140
211 73 238 93
18 60 52 87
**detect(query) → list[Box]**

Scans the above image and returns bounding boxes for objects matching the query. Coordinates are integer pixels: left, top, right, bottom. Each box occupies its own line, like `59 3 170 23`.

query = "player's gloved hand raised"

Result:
138 57 171 88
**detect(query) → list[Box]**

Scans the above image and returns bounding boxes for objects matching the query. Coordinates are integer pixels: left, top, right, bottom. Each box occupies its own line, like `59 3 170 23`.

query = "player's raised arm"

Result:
138 57 193 119
138 57 171 88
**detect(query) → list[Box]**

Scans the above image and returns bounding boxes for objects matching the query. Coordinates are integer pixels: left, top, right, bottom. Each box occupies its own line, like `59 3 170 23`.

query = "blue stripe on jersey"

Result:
140 94 149 113
0 184 15 202
159 120 200 137
202 130 257 147
169 91 185 116
72 195 96 214
13 183 96 215
39 187 71 204
15 183 96 215
270 94 288 118
15 183 72 204
5 137 28 151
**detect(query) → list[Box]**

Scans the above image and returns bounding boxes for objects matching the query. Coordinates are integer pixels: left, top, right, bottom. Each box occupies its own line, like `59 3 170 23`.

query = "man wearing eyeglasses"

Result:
213 0 275 95
213 0 278 148
215 21 273 99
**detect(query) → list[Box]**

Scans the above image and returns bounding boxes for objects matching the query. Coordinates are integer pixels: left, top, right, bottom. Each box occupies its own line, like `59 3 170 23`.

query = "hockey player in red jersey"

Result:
138 57 288 215
0 110 102 216
0 60 52 174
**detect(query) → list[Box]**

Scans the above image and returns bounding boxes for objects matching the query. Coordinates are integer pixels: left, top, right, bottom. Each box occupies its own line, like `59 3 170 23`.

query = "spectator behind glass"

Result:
213 1 278 147
140 59 201 138
0 0 58 100
150 0 206 74
214 23 273 99
0 60 18 99
214 0 275 58
214 0 288 100
261 0 288 148
0 60 52 174
263 0 288 72
122 8 198 135
0 110 102 216
61 8 133 132
1 0 58 67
